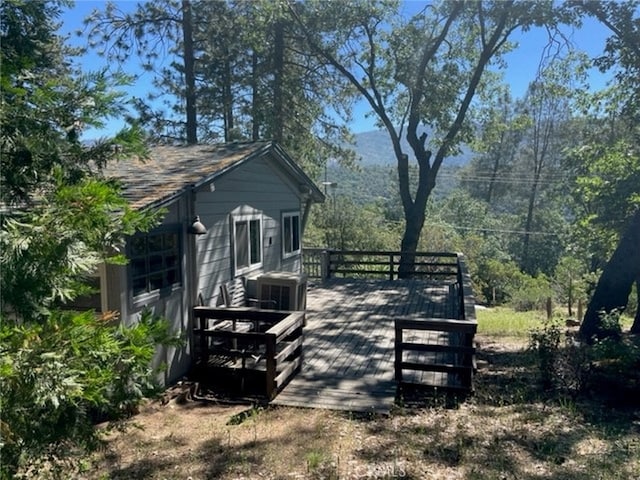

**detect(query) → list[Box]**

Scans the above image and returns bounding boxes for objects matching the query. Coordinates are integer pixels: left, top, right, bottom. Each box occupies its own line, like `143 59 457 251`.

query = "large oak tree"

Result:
292 0 570 276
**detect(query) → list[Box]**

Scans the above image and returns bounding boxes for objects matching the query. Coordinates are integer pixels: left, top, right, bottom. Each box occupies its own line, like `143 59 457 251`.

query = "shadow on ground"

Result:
348 334 640 480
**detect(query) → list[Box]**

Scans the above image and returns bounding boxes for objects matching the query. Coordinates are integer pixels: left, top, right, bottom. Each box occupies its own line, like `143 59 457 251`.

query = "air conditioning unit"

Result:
257 271 307 311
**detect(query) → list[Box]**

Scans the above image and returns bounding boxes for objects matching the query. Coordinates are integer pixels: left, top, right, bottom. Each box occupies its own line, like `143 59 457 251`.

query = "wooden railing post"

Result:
199 312 208 366
456 253 463 314
389 253 394 281
265 332 277 399
321 250 331 279
394 320 403 382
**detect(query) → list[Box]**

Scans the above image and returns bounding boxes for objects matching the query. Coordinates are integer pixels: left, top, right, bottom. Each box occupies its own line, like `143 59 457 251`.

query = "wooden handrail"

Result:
395 317 477 333
391 252 477 392
266 311 305 342
193 306 293 322
321 249 458 257
303 249 458 280
456 253 477 323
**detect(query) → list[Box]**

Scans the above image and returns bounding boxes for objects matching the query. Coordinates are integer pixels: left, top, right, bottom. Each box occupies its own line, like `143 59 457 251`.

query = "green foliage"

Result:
475 259 523 306
0 308 182 479
0 3 174 478
552 256 589 313
577 0 640 121
592 334 640 377
507 273 553 312
0 177 159 321
627 281 638 318
529 320 565 390
569 138 640 269
306 195 400 251
1 0 149 205
529 310 640 397
593 309 623 340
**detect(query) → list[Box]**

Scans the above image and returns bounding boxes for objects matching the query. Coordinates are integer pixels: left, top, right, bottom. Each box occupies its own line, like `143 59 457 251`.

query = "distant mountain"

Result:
351 128 473 167
326 126 470 207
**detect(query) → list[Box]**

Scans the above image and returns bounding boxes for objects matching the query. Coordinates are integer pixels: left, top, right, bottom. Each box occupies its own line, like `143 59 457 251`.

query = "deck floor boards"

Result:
271 278 460 413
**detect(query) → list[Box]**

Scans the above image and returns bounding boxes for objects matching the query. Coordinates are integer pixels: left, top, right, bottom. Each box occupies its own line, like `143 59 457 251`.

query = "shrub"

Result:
0 308 182 479
508 274 553 312
528 310 640 399
529 320 593 394
529 321 564 390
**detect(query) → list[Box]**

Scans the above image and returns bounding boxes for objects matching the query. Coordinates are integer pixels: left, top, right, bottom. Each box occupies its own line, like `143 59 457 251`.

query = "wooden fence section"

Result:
394 254 477 392
192 307 304 399
394 318 476 391
303 249 460 281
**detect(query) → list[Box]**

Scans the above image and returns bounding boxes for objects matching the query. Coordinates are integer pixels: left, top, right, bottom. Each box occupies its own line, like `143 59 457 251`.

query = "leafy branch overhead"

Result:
0 177 159 320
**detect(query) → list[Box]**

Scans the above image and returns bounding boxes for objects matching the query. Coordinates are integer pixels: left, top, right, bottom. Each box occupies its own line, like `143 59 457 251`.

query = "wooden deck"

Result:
271 278 462 414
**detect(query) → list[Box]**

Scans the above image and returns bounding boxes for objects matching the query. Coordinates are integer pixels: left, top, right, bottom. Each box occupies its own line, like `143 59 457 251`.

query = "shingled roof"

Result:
102 141 323 210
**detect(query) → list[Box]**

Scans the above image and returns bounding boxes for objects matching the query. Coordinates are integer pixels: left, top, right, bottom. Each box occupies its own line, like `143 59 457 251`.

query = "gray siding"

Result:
101 149 310 386
195 153 303 306
104 199 193 385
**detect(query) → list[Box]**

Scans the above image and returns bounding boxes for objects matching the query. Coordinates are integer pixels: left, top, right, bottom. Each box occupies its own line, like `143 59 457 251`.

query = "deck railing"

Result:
192 307 304 399
303 248 460 281
396 254 476 391
303 248 477 392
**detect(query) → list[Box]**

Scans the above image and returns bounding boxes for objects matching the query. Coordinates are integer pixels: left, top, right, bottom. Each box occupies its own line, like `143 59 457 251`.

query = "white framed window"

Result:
282 211 301 258
233 214 263 274
130 230 181 298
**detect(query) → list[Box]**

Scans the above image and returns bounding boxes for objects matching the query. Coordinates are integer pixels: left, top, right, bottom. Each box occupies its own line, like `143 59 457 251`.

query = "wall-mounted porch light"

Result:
188 215 207 235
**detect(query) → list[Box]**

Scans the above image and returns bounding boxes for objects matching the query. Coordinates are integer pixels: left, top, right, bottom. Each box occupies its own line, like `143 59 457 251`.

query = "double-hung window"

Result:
234 215 262 274
130 230 181 298
282 211 301 258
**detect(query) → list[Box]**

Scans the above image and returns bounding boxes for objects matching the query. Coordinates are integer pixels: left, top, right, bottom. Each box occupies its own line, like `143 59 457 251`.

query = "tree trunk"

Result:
251 51 260 141
580 209 640 340
222 48 234 142
272 18 285 144
522 170 541 274
181 0 197 144
398 205 426 278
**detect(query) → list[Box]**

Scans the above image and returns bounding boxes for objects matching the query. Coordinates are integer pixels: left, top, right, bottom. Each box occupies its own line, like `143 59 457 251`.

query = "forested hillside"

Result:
323 128 468 210
352 128 471 167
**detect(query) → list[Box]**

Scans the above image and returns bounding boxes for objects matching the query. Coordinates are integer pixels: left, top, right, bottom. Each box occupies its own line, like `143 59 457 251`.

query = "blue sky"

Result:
60 1 613 138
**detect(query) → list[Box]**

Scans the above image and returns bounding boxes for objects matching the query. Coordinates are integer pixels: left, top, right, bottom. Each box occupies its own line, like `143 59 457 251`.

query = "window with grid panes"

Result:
130 231 181 297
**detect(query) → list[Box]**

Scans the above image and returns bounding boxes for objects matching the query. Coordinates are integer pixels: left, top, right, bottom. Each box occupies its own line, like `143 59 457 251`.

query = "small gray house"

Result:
97 141 324 384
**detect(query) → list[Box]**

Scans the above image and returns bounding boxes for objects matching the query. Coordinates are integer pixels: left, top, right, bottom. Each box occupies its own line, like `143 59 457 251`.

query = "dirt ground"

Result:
60 335 640 479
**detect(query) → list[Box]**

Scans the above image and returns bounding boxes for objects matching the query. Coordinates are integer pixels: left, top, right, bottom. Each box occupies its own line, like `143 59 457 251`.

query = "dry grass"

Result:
50 332 640 480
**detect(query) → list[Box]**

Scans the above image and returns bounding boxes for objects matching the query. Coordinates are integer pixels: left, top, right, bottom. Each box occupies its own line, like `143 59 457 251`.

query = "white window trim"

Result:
233 214 263 276
282 211 301 259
